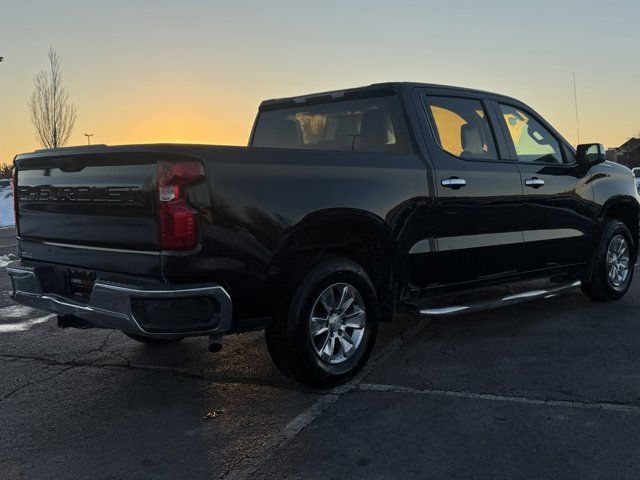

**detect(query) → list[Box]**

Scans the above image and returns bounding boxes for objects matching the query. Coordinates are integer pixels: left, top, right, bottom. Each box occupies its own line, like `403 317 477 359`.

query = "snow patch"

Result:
0 305 53 333
0 304 38 318
0 315 53 333
0 254 17 268
0 194 14 227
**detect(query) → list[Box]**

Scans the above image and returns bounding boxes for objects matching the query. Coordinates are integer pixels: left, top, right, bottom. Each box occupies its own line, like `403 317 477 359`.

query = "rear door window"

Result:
252 96 411 154
423 96 499 161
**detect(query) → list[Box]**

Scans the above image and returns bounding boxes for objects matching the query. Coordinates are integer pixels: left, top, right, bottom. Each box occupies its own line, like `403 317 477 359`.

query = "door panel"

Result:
495 102 595 270
517 163 595 269
433 161 524 284
418 92 525 286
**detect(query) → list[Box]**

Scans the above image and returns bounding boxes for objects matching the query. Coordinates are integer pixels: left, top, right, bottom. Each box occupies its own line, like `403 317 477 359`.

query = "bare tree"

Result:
29 48 77 149
0 163 14 179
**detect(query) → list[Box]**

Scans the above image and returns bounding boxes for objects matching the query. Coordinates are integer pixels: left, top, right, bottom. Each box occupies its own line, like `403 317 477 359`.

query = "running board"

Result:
420 281 581 317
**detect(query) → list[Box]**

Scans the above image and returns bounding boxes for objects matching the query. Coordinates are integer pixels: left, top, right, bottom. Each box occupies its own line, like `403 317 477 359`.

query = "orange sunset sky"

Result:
1 0 639 166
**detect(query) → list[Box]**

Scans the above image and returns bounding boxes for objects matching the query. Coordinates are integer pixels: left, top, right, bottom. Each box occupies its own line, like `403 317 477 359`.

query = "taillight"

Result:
158 161 204 250
12 168 18 232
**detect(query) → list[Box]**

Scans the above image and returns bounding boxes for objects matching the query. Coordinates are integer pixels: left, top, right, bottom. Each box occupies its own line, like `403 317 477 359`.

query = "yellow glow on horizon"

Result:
1 1 638 166
1 83 636 166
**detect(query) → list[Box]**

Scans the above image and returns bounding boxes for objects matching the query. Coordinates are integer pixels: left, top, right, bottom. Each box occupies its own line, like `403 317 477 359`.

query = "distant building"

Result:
606 148 617 162
615 138 640 168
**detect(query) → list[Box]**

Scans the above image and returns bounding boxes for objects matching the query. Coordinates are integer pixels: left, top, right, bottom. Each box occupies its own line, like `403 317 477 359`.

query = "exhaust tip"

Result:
208 334 223 353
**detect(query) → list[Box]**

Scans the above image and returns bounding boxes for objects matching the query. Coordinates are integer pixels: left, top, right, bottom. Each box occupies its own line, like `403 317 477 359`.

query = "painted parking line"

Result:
225 315 433 480
0 315 53 333
358 383 640 414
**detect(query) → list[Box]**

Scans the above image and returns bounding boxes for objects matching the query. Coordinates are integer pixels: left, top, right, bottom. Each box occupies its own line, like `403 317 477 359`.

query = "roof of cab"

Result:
259 82 519 111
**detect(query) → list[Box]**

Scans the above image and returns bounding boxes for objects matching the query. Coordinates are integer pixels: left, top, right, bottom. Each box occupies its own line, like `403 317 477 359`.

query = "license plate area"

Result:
68 269 96 300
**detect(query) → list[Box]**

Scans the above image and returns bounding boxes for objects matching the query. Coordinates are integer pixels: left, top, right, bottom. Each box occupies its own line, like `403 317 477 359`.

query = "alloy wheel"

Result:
606 234 631 288
308 283 367 365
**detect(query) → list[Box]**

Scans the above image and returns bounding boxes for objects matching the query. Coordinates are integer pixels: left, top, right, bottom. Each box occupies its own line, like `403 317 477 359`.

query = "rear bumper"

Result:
7 261 233 339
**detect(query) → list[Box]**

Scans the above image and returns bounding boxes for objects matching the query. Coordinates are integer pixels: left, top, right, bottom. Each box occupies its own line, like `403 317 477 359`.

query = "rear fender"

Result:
269 209 404 318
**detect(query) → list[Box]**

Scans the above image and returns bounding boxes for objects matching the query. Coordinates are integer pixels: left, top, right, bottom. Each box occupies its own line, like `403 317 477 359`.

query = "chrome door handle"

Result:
441 177 467 189
525 177 545 188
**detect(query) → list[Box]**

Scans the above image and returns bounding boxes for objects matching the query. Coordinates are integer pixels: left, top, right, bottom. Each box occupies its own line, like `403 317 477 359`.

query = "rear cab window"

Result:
251 96 412 154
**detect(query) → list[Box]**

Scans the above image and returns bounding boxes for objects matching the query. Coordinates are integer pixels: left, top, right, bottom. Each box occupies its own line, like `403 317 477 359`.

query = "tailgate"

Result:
17 154 158 250
15 152 161 276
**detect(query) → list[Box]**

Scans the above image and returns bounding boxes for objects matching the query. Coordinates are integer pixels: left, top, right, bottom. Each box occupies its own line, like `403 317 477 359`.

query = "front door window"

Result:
499 104 564 164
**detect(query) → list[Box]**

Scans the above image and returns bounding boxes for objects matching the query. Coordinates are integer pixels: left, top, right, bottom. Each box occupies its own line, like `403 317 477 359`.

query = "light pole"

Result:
0 58 4 170
573 72 580 146
84 133 94 145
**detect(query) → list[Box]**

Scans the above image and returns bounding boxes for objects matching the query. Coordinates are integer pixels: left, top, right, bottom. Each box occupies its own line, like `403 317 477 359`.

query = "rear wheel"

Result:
266 257 379 387
581 220 635 301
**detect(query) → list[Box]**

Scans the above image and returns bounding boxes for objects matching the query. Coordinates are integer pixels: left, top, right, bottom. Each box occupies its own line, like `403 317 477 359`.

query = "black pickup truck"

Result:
8 82 639 386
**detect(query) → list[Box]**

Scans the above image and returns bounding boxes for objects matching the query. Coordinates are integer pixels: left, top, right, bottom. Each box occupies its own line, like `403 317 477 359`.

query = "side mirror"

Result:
577 143 606 166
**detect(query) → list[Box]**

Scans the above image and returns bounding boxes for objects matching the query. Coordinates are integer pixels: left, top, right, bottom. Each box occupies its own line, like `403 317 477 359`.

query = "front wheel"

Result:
266 257 379 387
581 220 635 301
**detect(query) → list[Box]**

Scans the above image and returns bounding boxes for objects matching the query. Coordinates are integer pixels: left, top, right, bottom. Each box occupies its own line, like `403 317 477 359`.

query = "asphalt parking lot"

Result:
2 225 640 479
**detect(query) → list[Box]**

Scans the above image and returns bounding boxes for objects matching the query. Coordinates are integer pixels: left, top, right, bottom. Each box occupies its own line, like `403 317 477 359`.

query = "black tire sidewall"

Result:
286 258 379 382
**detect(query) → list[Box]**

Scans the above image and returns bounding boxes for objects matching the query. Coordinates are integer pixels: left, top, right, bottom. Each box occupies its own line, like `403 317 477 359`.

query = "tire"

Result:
265 257 379 388
124 333 183 345
581 220 635 301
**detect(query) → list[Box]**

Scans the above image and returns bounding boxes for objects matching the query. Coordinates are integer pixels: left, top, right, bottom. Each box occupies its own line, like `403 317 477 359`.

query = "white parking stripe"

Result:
358 383 640 414
0 315 53 333
225 315 433 480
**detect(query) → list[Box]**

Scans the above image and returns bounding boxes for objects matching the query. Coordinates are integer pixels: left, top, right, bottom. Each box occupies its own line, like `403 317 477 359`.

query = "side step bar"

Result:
420 281 581 317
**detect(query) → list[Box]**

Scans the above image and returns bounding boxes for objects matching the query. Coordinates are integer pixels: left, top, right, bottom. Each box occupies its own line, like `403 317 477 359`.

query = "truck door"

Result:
415 89 525 286
492 102 594 271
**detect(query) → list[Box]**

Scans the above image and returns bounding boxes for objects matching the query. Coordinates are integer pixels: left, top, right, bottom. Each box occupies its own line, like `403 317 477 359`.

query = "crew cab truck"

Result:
8 83 639 386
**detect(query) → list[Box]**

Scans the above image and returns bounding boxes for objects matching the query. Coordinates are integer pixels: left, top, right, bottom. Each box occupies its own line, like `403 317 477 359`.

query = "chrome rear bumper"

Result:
7 261 233 339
